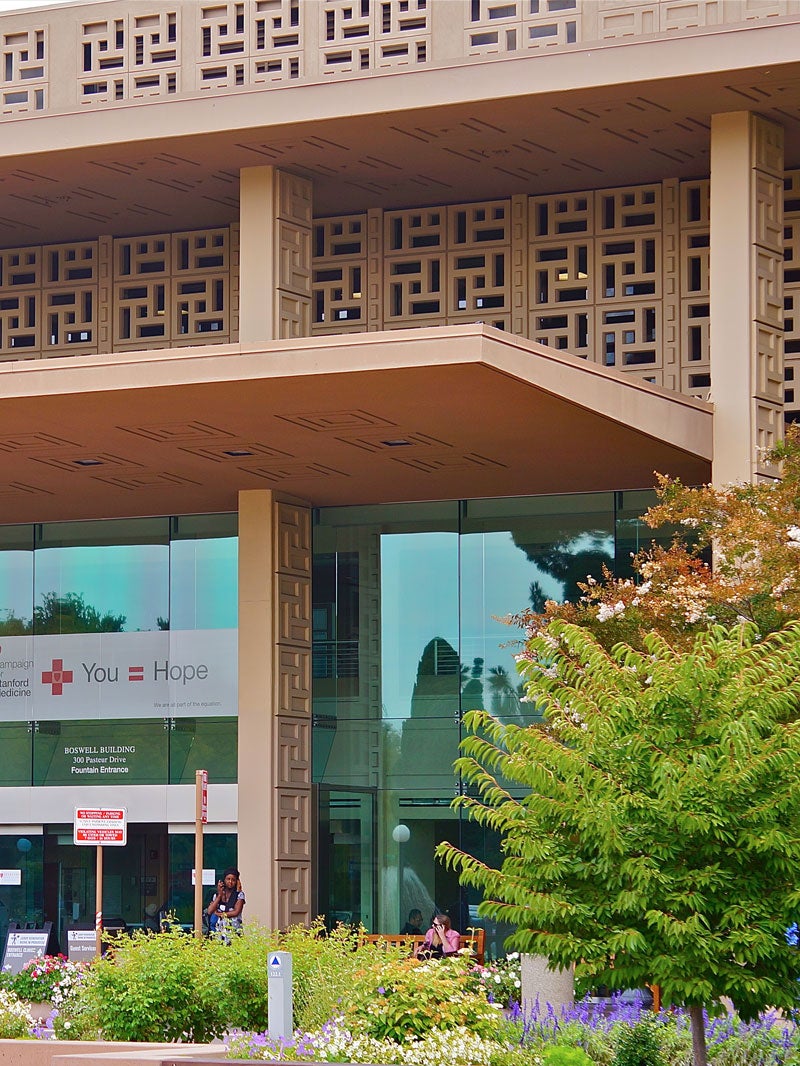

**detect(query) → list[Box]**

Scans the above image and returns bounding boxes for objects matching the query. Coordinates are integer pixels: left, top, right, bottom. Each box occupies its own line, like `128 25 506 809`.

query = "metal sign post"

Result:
73 807 127 958
267 951 293 1040
194 769 208 940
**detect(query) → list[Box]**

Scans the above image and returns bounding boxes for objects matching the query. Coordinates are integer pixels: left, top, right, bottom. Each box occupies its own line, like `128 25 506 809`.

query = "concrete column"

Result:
237 489 276 926
238 166 313 344
710 112 784 484
521 955 574 1013
237 489 313 929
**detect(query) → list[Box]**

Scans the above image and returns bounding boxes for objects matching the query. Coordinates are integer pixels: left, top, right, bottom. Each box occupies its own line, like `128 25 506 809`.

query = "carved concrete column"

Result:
238 489 312 928
710 112 784 484
239 166 312 342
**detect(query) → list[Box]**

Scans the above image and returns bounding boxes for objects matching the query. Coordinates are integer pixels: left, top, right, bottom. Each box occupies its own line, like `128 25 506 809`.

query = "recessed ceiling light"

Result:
223 449 254 457
73 458 103 467
382 439 412 447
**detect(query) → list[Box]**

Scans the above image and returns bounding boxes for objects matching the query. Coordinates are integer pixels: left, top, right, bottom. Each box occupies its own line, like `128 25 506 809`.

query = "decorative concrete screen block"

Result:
43 242 99 357
2 26 45 113
320 0 429 76
742 0 800 17
199 1 302 89
382 201 509 328
447 201 510 327
465 0 579 56
0 247 40 360
114 227 231 349
679 181 710 398
80 10 179 104
312 215 368 333
0 0 797 117
520 954 574 1012
172 229 230 343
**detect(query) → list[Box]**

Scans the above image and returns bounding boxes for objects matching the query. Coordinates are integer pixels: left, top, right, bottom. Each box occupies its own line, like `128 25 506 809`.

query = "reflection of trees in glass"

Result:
0 592 127 634
513 532 613 609
157 616 170 631
462 658 529 725
35 592 126 633
461 657 484 713
0 610 31 635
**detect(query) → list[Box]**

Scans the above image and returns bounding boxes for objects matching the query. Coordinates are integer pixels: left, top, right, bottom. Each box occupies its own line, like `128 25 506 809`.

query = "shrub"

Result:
612 1019 664 1066
198 924 276 1034
544 1048 594 1066
0 987 34 1038
342 953 502 1044
78 927 217 1042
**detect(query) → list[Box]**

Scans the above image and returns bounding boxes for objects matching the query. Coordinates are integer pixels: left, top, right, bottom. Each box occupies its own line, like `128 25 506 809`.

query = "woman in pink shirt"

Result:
418 913 460 957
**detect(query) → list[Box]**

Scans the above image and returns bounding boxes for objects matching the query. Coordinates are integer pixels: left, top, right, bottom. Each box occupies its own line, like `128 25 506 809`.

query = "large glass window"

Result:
34 518 170 634
313 490 669 945
169 514 238 631
0 513 238 786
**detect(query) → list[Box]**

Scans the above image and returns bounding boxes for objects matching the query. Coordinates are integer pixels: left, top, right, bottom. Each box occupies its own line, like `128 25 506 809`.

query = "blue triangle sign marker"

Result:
270 954 281 966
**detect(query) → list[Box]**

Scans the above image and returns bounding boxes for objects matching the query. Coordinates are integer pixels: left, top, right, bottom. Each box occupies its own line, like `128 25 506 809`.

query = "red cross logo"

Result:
42 658 73 696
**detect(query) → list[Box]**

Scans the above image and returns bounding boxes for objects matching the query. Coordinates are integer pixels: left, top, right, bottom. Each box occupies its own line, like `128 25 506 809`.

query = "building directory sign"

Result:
74 807 127 846
0 629 236 722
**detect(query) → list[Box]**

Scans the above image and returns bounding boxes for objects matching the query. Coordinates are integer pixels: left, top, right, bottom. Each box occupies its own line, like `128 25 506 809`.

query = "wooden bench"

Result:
361 928 485 964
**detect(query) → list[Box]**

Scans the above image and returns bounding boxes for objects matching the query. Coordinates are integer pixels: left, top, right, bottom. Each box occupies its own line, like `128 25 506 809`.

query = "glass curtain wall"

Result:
313 491 665 956
0 513 238 787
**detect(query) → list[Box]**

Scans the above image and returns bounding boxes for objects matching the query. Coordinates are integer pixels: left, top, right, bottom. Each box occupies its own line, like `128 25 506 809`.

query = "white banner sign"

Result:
0 870 21 886
191 868 218 886
0 629 236 722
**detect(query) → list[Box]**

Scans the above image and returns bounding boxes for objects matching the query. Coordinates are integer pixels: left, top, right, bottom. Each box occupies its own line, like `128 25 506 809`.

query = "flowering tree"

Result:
509 427 800 651
438 621 800 1066
436 428 800 1066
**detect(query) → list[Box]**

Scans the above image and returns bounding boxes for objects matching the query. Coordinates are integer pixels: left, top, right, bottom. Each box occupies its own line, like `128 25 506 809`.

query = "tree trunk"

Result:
688 1004 708 1066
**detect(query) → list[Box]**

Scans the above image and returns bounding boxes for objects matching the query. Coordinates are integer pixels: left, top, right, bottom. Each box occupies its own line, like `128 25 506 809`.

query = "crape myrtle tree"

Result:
437 428 800 1066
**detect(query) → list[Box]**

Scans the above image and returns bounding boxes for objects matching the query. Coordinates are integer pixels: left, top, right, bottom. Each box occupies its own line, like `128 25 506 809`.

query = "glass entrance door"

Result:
317 787 376 931
43 823 169 950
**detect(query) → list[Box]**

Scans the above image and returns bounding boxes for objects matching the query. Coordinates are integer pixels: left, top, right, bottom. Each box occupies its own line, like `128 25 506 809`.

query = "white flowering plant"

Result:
466 953 522 1009
227 1019 510 1064
0 986 34 1039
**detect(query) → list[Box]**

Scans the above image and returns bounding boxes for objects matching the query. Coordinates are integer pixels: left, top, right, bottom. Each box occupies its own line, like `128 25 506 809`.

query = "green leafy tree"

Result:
438 620 800 1066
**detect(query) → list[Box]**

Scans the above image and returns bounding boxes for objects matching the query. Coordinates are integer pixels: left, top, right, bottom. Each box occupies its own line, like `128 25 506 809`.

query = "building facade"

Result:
0 0 793 949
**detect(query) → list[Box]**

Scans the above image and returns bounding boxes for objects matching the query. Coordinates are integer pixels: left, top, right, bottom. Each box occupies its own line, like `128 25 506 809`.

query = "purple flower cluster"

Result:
513 993 797 1060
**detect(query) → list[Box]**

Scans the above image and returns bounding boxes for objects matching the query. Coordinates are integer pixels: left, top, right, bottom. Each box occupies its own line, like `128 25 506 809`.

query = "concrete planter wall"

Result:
0 1040 226 1066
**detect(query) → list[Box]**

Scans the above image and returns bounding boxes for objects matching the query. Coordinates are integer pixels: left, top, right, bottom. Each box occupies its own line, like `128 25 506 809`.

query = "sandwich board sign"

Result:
74 807 127 846
1 925 52 975
67 929 97 963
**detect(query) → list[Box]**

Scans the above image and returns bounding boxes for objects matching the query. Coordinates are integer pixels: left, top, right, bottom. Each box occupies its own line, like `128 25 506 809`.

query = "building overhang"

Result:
0 325 711 523
3 14 800 240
